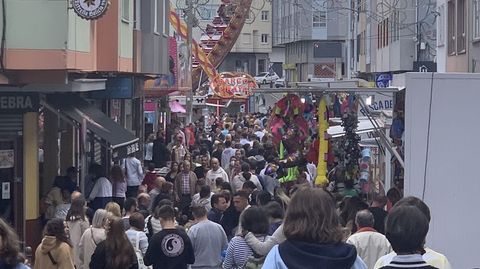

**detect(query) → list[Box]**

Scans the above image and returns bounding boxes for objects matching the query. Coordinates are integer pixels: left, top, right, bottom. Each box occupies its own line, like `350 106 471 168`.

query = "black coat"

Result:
152 139 170 168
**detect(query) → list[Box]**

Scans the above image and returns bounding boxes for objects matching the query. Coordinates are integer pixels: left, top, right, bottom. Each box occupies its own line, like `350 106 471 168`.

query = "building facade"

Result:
191 0 273 76
273 0 348 82
0 0 169 251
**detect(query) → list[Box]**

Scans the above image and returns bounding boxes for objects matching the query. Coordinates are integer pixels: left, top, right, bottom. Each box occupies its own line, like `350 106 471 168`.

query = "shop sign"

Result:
0 93 39 113
211 72 258 99
72 0 109 20
375 73 392 88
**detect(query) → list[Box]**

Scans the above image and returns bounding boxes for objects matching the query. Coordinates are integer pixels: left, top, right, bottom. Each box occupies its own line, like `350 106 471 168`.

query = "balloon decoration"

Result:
315 97 329 187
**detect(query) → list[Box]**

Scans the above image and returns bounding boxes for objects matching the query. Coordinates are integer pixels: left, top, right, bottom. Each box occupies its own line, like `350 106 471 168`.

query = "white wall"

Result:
436 0 447 72
404 73 480 269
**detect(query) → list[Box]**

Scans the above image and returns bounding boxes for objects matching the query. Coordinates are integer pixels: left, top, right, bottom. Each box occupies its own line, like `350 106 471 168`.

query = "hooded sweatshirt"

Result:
263 239 367 269
34 236 75 269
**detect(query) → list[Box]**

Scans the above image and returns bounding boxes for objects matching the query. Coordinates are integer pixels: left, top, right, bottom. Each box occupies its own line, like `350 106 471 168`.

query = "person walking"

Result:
223 206 270 269
174 160 198 216
89 217 138 269
65 195 90 268
110 165 127 210
78 209 109 269
377 206 437 269
205 158 229 188
0 218 29 269
88 165 112 212
124 153 144 198
232 163 262 193
34 218 75 269
144 205 195 269
144 134 155 167
262 188 367 269
153 134 170 169
188 206 228 269
125 212 149 257
346 210 392 269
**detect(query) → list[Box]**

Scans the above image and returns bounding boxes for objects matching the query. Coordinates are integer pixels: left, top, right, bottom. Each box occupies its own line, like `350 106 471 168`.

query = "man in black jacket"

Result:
152 133 170 168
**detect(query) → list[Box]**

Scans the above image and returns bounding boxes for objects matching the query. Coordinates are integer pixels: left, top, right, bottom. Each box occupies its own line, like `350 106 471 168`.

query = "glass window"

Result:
261 34 269 44
474 0 480 39
447 0 456 54
313 10 327 27
261 11 269 21
437 5 445 45
122 0 130 21
457 0 466 53
163 1 168 35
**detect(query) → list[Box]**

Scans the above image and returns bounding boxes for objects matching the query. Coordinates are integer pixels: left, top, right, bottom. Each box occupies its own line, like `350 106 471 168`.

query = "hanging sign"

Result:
72 0 109 20
211 72 258 99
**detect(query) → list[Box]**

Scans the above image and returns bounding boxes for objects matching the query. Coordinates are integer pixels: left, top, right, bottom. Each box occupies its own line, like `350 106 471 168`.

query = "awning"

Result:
47 94 139 159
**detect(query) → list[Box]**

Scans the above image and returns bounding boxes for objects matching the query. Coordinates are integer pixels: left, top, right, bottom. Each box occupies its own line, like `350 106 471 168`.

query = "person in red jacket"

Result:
142 163 157 193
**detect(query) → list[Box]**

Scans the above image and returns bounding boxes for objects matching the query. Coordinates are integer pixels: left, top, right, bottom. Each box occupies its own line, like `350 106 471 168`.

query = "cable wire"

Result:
422 72 435 201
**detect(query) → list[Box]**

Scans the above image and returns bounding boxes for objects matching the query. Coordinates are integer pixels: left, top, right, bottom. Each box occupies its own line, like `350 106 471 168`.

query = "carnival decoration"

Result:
192 0 254 88
315 97 329 187
169 9 256 99
268 94 309 183
210 72 257 99
335 95 361 182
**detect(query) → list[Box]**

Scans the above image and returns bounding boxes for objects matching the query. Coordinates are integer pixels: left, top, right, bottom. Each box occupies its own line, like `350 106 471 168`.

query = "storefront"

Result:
0 92 40 248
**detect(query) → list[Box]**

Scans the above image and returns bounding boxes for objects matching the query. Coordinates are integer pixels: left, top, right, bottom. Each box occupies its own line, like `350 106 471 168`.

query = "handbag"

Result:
134 232 152 269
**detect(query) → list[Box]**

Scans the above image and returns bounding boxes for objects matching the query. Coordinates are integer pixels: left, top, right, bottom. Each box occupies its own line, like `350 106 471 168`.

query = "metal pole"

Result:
186 0 194 124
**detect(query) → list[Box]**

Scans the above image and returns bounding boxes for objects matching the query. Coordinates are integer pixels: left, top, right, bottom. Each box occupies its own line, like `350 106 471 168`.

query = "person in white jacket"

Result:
78 209 110 269
346 210 392 269
205 158 229 187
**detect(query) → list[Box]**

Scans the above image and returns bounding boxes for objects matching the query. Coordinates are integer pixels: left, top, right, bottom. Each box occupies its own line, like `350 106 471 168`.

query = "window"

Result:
448 0 466 54
258 59 266 73
437 5 445 45
313 10 327 27
448 0 455 54
474 0 480 39
154 0 159 33
122 0 130 21
261 11 269 21
134 0 140 30
457 0 465 52
261 34 268 44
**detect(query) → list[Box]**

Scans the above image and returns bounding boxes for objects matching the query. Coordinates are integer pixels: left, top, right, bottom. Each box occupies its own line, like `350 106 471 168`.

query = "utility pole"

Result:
186 0 194 124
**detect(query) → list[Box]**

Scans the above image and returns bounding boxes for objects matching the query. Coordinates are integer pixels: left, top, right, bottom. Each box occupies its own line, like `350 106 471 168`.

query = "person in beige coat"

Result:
346 210 392 269
78 209 110 269
34 218 75 269
65 195 90 268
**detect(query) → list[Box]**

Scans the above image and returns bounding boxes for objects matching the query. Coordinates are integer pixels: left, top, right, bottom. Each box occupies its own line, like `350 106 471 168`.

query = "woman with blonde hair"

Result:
110 165 127 209
105 202 122 218
0 218 29 269
78 209 110 269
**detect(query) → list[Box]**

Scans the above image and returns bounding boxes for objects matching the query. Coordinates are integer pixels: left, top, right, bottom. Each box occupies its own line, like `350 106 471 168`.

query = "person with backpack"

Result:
89 217 138 269
34 218 75 269
223 206 270 269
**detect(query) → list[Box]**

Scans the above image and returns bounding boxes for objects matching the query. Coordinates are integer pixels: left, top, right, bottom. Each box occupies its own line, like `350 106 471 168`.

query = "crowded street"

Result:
0 0 477 268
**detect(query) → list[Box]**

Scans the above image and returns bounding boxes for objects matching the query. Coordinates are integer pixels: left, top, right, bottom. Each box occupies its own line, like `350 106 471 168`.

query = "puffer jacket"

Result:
34 236 75 269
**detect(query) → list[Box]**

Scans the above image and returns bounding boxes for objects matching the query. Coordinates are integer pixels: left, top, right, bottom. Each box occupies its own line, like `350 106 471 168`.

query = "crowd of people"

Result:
0 113 452 269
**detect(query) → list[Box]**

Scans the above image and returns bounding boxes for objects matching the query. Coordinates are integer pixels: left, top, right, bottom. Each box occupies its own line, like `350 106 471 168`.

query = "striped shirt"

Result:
379 254 438 269
223 235 269 269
